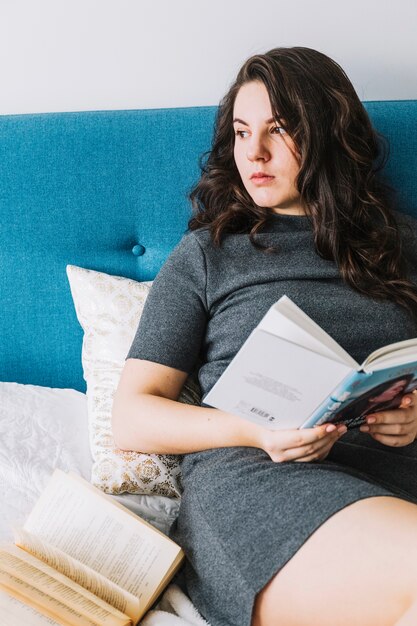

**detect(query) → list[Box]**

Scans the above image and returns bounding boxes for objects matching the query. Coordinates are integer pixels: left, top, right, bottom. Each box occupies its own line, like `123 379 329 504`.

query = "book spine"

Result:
300 369 368 428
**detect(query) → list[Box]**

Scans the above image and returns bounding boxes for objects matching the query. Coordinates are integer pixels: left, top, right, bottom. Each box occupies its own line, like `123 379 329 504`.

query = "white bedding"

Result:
0 382 180 539
0 383 93 541
0 383 210 625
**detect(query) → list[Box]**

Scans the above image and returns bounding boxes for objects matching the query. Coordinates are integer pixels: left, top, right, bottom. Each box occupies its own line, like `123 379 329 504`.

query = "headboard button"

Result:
132 244 146 256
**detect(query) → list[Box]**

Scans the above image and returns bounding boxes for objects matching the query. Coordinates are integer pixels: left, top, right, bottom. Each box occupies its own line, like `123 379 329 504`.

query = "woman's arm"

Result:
111 358 346 461
111 358 262 453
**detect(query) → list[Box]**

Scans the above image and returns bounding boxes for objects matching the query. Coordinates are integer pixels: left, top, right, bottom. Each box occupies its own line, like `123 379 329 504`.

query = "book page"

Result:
364 346 417 370
0 571 102 626
23 470 183 613
0 544 131 626
13 528 139 623
362 337 417 367
0 588 61 626
204 328 353 430
258 296 358 367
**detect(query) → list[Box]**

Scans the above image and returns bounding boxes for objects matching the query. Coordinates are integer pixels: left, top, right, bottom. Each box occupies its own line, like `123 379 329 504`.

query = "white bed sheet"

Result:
0 382 179 540
0 382 209 625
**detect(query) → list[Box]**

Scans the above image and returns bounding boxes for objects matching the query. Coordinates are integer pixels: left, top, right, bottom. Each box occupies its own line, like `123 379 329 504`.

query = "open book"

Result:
0 469 184 626
204 295 417 430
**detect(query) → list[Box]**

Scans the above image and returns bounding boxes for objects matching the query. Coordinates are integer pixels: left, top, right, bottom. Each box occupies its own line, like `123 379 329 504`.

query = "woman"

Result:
112 47 417 626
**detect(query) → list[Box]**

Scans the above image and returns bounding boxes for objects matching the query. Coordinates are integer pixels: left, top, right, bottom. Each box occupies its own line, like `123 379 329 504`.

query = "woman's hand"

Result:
257 422 348 463
359 392 417 446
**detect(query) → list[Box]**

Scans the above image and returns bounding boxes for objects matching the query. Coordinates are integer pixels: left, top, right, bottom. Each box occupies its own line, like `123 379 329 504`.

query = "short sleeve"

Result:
126 232 208 373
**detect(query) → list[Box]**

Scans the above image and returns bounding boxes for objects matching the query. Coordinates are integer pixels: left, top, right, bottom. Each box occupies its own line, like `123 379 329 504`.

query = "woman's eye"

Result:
234 127 286 138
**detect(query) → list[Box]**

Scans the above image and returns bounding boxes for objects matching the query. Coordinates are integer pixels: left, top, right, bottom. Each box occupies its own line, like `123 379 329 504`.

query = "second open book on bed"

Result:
0 469 184 626
203 295 417 431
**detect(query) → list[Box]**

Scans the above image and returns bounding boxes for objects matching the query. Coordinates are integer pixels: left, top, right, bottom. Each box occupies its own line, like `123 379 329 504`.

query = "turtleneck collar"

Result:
260 212 313 233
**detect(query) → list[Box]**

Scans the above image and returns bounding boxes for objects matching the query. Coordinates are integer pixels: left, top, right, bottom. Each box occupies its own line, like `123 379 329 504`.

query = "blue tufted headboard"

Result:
1 101 416 392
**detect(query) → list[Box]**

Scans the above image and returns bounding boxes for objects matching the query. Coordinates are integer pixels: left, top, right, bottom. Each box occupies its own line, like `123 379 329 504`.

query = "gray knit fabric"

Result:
126 210 417 626
127 211 417 400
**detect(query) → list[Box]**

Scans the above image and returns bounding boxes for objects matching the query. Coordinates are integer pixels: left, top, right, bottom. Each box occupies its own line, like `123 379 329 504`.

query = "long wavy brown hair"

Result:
188 46 417 322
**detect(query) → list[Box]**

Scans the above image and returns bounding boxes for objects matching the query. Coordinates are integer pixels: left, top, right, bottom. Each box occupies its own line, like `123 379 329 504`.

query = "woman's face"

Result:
370 379 408 404
233 80 305 216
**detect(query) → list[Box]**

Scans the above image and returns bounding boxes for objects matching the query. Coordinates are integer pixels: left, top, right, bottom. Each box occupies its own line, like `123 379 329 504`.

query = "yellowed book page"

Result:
13 528 140 623
69 471 178 541
0 544 131 626
0 572 102 626
24 469 184 613
0 588 61 626
142 552 185 615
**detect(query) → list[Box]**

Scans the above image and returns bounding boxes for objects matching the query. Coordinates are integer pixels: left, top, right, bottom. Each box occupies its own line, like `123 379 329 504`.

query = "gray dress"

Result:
126 211 417 626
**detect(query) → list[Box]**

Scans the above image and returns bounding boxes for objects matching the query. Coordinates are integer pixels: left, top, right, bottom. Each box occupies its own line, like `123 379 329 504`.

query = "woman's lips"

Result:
250 175 275 186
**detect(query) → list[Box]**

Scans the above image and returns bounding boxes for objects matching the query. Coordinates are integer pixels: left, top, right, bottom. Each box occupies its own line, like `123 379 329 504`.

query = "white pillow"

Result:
0 382 92 542
66 265 201 498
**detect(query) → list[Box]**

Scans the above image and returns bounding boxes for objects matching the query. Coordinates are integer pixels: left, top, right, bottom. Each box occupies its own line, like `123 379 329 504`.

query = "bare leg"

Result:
395 598 417 625
252 496 417 626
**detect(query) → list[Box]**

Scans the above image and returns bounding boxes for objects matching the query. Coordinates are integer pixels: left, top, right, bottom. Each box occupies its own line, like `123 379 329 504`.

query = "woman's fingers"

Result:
360 420 415 435
280 423 343 449
399 393 415 409
358 395 417 446
279 424 330 449
262 423 348 463
360 406 416 428
284 428 346 463
292 433 341 462
359 400 415 433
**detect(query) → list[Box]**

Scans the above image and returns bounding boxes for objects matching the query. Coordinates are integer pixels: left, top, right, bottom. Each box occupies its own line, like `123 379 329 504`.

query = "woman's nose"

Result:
246 136 270 162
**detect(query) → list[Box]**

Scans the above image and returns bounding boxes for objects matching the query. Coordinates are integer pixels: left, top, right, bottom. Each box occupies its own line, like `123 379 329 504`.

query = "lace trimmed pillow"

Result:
66 265 202 498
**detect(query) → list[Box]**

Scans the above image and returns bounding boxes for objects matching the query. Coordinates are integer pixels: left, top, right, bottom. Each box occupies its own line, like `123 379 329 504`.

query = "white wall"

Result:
0 0 416 115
